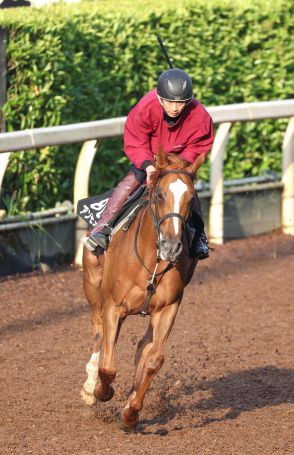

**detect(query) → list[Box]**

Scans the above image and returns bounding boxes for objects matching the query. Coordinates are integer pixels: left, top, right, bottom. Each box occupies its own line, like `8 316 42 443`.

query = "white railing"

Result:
0 99 294 264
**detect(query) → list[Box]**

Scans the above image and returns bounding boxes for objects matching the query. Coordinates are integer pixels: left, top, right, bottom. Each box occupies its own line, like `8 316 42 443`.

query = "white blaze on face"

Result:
169 179 188 235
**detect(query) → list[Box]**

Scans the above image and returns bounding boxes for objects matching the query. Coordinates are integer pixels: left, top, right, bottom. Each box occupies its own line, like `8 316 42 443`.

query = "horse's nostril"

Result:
174 241 182 255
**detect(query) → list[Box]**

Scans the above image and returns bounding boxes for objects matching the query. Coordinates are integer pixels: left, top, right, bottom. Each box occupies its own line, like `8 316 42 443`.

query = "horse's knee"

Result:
146 353 164 375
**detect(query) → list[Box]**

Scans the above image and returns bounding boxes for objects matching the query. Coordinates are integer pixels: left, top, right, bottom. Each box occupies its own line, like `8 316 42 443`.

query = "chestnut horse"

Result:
81 150 204 430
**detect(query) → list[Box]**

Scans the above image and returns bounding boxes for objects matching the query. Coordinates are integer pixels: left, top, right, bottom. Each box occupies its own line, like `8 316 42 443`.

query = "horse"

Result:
80 149 205 430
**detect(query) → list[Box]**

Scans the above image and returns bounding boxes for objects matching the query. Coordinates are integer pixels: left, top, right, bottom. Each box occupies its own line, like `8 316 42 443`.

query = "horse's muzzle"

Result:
158 239 183 262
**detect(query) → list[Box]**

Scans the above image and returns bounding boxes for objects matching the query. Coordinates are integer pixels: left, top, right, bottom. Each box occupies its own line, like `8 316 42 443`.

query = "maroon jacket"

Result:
124 89 214 170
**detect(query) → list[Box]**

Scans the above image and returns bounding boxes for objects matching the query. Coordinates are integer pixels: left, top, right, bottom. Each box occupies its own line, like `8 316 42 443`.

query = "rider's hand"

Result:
146 165 157 184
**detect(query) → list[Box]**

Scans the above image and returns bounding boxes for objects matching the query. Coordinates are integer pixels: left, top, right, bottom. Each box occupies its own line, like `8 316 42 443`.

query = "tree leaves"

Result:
0 0 293 213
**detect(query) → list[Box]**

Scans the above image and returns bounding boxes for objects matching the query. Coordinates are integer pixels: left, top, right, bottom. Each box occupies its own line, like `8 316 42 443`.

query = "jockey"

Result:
84 68 214 259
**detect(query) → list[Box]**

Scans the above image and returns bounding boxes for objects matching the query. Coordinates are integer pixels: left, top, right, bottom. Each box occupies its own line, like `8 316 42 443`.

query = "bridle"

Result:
133 169 195 316
148 169 193 250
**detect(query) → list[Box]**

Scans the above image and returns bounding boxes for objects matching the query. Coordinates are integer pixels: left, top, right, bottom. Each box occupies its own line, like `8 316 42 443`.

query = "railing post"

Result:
209 122 232 244
73 140 98 266
0 151 10 190
0 27 7 133
0 27 8 201
282 117 294 235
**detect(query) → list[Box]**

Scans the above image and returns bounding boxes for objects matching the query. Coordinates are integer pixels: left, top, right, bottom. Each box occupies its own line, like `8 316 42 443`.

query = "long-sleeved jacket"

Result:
124 89 214 170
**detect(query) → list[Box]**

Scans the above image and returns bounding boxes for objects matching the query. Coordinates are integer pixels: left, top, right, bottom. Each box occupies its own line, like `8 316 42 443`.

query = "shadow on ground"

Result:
138 366 294 434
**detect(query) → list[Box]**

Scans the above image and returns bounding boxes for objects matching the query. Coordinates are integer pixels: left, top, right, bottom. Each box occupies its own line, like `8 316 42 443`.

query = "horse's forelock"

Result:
147 152 193 188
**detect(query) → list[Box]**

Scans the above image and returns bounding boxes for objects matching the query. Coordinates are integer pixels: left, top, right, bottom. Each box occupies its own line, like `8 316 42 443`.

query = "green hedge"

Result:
0 0 293 213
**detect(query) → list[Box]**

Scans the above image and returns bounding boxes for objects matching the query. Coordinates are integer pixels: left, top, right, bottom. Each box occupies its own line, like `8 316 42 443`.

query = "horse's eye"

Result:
157 190 164 200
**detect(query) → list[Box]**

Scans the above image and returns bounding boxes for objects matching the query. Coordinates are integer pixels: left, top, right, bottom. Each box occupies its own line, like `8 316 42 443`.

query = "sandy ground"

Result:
0 231 293 455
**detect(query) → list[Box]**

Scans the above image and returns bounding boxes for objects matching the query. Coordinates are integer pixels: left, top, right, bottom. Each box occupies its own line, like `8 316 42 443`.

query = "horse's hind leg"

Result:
81 248 104 405
120 303 179 430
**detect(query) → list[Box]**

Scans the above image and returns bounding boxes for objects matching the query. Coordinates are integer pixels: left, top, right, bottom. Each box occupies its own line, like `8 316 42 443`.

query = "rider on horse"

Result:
84 68 214 259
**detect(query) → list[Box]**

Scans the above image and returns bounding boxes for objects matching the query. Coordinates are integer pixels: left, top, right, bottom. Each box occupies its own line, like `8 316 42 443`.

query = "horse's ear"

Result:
186 153 207 178
155 148 169 170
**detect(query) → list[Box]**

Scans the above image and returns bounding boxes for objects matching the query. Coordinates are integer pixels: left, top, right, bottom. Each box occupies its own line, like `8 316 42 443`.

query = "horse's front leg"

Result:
134 322 153 367
120 302 179 430
94 302 122 402
81 248 104 405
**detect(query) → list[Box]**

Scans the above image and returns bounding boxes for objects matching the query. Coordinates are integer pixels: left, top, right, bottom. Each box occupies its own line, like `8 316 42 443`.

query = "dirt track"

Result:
0 232 293 455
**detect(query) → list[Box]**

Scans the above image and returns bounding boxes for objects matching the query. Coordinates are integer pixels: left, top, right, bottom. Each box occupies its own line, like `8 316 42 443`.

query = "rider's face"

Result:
160 98 187 118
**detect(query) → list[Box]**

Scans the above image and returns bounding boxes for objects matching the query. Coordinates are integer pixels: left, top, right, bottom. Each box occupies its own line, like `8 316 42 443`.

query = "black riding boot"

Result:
84 171 141 253
189 193 209 260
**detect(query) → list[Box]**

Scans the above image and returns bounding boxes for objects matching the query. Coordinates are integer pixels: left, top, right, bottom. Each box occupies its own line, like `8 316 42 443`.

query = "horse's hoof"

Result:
95 385 115 402
80 387 96 406
119 409 139 432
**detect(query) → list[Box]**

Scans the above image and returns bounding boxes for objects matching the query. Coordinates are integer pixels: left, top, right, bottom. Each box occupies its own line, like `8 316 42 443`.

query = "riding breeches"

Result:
190 192 205 235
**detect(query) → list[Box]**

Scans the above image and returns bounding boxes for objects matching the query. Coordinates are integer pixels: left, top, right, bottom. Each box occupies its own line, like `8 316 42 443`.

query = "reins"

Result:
133 169 194 316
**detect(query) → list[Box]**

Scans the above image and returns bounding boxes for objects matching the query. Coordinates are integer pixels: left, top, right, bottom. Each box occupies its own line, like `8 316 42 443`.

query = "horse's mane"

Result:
155 153 191 172
147 150 193 188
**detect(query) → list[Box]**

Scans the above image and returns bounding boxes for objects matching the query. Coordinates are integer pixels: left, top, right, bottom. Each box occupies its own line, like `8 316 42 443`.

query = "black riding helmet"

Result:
157 68 193 102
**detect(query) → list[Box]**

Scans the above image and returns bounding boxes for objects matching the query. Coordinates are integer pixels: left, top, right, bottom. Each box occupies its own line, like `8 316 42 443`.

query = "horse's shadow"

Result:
139 365 294 433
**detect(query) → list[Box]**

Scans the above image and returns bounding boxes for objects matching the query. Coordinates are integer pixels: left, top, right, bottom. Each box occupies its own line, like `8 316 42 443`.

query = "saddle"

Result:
77 185 146 231
77 186 196 247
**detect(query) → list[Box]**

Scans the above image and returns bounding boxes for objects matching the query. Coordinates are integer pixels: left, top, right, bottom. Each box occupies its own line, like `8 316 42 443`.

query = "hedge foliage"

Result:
0 0 293 213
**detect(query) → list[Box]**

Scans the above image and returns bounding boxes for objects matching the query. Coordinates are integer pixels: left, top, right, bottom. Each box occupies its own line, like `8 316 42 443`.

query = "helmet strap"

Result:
157 95 164 106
